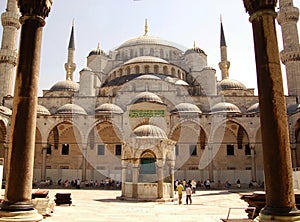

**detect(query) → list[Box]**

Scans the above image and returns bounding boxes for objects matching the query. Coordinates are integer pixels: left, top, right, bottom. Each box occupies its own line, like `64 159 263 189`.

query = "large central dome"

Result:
117 34 186 51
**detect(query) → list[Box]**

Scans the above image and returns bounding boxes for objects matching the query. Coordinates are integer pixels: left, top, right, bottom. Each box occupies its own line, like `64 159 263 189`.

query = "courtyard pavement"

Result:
36 188 258 222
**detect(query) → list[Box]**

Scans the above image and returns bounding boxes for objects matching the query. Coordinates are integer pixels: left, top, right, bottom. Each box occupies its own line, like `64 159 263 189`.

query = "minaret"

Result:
218 17 230 80
64 21 76 81
0 0 20 101
277 0 300 98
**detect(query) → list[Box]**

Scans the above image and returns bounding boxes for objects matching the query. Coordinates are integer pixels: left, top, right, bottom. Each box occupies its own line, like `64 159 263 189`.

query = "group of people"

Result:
175 179 196 205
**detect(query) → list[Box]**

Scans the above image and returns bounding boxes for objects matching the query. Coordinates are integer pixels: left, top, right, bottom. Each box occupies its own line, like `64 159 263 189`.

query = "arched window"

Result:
171 67 175 76
154 65 159 73
135 65 140 74
150 48 154 56
144 65 150 73
163 66 168 75
160 49 164 58
126 67 131 75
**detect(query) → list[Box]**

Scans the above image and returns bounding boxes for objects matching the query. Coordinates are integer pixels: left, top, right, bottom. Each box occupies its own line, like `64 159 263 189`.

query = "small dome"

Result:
80 67 92 72
95 103 124 114
175 79 189 86
135 74 161 80
218 78 246 90
0 106 12 115
124 56 169 65
37 105 51 116
185 47 206 55
55 103 87 115
131 92 164 104
171 103 202 114
247 103 260 113
287 103 300 114
132 124 167 138
88 44 106 57
49 80 79 92
211 102 241 114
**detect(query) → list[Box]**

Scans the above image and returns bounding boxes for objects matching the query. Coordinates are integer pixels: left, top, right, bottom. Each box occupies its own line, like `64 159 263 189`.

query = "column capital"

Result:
243 0 277 22
18 0 52 20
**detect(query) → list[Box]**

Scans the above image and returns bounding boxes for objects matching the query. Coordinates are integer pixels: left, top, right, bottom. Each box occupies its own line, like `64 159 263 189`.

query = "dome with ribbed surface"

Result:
49 80 79 92
171 103 202 114
211 102 241 114
117 34 185 51
185 47 206 55
132 124 167 138
37 105 51 116
95 103 123 114
124 56 169 65
55 103 87 115
131 92 164 104
247 103 259 113
0 106 12 115
217 78 246 90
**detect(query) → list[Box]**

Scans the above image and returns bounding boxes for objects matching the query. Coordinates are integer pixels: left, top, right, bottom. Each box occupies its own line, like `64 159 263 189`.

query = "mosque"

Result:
0 0 300 199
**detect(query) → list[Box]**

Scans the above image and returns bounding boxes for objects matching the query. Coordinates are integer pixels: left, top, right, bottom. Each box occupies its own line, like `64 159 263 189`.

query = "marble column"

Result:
250 145 257 182
168 160 175 198
0 0 52 221
82 145 87 182
41 145 48 181
132 160 139 199
208 145 214 181
156 159 164 199
243 0 300 220
121 160 127 197
3 143 8 180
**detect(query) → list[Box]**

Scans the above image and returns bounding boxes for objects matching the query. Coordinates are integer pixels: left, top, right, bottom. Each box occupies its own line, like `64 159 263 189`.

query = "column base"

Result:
255 214 300 221
0 209 42 222
255 207 300 222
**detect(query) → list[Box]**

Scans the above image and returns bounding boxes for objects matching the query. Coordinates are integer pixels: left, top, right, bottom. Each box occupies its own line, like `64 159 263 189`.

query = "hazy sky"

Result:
1 0 300 96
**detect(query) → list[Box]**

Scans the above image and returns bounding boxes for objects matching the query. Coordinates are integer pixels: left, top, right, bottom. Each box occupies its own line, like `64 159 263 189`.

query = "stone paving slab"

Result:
39 189 253 222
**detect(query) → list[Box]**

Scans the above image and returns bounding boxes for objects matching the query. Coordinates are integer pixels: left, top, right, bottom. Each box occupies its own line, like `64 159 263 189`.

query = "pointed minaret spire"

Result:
144 19 148 36
218 16 230 80
0 0 20 100
65 20 76 81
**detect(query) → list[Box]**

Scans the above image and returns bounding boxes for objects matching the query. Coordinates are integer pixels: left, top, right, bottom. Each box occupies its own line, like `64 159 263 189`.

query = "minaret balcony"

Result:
1 11 20 29
280 46 300 64
277 6 299 24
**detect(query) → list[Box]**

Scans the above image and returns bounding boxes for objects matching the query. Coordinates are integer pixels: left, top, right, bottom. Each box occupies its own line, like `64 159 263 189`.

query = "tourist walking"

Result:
186 185 192 205
176 182 184 205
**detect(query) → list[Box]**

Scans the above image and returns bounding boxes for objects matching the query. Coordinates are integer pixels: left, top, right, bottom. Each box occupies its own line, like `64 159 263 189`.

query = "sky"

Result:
1 0 300 96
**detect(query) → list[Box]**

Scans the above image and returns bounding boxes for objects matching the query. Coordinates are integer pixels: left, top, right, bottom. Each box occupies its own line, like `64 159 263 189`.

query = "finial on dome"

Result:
193 41 196 49
144 19 148 36
97 42 101 50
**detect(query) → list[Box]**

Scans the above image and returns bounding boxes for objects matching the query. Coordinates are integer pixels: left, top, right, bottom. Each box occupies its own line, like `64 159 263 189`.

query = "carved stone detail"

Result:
17 0 52 18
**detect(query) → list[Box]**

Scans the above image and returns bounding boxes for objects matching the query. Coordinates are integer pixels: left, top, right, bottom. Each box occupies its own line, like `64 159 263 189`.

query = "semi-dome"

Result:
55 103 87 115
131 92 164 104
211 102 241 114
95 103 124 114
124 56 169 65
132 124 167 138
247 103 260 114
117 34 186 51
175 79 189 86
171 103 202 114
37 105 51 116
49 80 79 92
135 74 161 80
0 106 12 115
217 78 246 90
